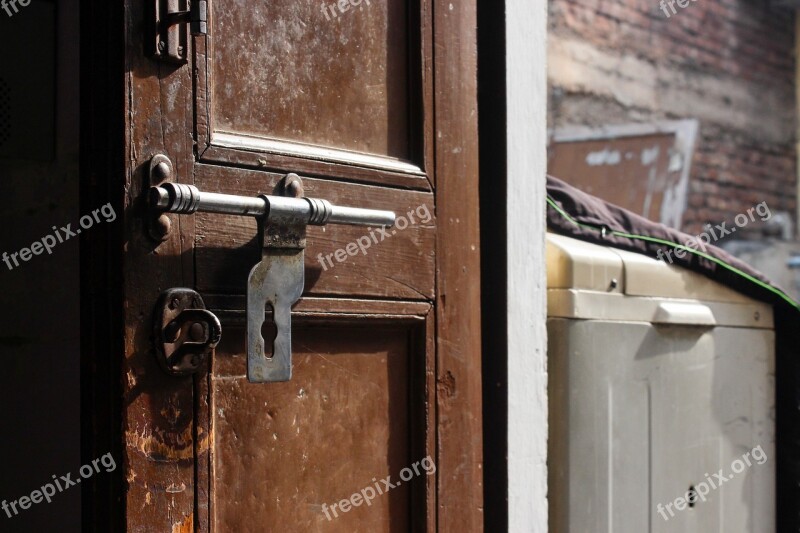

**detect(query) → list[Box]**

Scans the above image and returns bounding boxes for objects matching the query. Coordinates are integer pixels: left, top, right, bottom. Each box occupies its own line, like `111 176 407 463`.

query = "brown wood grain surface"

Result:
195 299 434 533
194 165 435 300
433 0 485 529
195 0 434 192
122 0 482 529
122 0 197 530
210 0 411 160
209 323 424 531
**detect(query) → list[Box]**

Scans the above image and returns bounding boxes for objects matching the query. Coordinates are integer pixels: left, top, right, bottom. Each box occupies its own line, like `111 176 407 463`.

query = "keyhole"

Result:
261 304 278 359
687 485 696 508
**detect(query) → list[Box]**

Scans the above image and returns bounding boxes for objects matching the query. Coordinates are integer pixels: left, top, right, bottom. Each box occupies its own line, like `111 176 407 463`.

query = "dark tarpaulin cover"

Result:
546 174 800 528
546 175 791 304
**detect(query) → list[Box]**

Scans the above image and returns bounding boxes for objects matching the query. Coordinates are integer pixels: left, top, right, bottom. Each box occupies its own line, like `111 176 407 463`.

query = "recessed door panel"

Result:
210 324 423 531
203 0 426 178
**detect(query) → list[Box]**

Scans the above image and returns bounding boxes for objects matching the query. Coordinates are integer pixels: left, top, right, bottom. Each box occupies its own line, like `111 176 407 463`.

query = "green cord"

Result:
547 196 800 312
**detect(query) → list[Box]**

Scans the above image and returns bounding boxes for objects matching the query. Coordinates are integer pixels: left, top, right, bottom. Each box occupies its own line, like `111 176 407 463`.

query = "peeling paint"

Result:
640 145 659 166
171 513 193 533
166 483 187 493
126 424 211 462
585 148 621 166
160 400 182 425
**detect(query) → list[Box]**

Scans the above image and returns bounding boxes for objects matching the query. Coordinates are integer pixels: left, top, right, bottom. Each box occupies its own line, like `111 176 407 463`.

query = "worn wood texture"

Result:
195 299 434 533
194 165 435 300
122 0 197 530
210 323 425 531
211 0 410 160
195 0 433 191
122 0 481 528
548 133 680 224
433 0 485 530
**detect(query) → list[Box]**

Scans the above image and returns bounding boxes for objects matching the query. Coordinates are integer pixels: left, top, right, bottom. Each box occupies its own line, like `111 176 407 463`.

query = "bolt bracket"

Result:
154 288 221 376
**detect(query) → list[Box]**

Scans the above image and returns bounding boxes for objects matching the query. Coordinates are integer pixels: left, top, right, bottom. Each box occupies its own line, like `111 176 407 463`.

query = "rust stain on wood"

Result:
171 512 193 533
125 425 211 461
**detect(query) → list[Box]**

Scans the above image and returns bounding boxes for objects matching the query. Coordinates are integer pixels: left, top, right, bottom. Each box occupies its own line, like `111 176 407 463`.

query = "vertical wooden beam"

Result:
121 0 197 530
434 0 484 530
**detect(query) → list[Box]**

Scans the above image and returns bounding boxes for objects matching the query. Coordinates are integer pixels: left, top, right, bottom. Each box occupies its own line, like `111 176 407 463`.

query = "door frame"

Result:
80 0 487 530
478 0 548 531
504 0 548 528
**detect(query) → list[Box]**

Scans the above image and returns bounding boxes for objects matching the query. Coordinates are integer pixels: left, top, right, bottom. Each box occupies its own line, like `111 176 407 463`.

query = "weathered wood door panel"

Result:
202 310 433 531
208 0 413 161
122 0 481 530
196 0 431 189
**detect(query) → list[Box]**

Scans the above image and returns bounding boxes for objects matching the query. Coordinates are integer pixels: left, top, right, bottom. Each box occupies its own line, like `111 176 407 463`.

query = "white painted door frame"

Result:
506 0 549 531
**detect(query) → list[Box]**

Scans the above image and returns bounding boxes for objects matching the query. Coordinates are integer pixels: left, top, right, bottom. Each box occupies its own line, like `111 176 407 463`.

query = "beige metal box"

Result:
547 233 775 533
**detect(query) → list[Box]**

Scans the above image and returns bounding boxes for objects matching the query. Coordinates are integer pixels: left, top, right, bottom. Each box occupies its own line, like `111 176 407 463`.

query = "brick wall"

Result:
548 0 797 235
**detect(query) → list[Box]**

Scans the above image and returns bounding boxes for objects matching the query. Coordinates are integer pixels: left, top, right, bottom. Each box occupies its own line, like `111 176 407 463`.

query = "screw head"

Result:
149 214 172 242
152 161 172 183
158 41 166 52
284 174 304 198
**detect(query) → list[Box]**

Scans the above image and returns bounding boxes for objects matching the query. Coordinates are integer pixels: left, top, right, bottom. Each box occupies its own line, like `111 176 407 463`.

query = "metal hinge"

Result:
150 0 207 63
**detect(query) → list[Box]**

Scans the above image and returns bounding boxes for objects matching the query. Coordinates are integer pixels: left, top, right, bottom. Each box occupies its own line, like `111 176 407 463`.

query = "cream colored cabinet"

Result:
547 233 775 533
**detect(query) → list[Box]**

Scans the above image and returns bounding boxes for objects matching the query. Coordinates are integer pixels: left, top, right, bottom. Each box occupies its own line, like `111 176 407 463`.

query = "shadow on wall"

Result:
0 0 81 531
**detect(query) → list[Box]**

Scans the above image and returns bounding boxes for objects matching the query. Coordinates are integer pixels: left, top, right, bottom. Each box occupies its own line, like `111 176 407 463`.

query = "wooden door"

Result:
121 0 482 531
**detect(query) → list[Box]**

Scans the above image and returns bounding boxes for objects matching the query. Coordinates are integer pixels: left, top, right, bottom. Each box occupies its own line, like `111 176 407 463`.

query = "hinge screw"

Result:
177 45 184 56
158 41 166 52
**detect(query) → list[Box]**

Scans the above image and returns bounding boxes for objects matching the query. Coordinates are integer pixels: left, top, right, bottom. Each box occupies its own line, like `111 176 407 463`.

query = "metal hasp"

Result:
150 169 396 382
154 288 221 376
